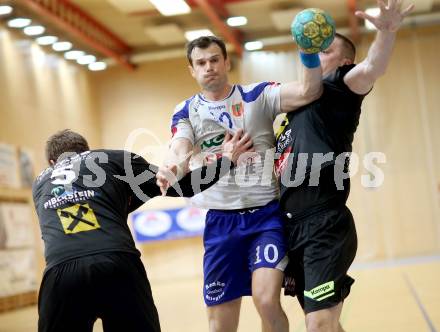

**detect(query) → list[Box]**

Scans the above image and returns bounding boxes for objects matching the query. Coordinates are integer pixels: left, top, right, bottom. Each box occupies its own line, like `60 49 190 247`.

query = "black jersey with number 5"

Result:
33 149 231 272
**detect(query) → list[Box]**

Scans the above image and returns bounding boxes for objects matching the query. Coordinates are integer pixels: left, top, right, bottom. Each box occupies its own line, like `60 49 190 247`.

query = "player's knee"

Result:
306 314 339 332
253 292 280 317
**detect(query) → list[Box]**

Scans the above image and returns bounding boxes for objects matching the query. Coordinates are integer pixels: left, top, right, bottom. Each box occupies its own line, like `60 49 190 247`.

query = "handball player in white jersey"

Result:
159 36 322 332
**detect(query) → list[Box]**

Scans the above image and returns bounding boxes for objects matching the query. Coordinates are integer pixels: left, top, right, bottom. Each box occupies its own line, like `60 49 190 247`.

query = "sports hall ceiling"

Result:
2 0 440 70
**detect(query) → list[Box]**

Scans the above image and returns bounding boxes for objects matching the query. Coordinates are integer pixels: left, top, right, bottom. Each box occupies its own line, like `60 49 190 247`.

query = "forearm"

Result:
300 59 323 101
165 138 193 178
166 156 233 197
365 30 396 79
280 53 322 112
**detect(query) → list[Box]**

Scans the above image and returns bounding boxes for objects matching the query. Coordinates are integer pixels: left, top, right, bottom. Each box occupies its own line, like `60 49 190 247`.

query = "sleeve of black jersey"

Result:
330 64 371 97
123 151 233 211
165 156 234 197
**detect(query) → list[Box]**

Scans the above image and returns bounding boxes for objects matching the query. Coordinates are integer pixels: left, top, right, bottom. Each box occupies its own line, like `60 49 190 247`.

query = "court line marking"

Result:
351 254 440 271
403 273 438 332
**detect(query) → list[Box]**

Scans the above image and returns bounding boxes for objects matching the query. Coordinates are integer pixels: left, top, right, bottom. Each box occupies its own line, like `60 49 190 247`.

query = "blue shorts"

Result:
203 200 287 306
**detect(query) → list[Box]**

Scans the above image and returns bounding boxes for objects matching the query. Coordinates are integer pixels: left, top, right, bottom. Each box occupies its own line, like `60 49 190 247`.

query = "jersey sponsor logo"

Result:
205 280 226 302
208 105 226 111
200 133 225 150
304 281 335 301
51 185 65 198
56 203 100 234
276 129 292 153
44 189 96 209
231 102 243 117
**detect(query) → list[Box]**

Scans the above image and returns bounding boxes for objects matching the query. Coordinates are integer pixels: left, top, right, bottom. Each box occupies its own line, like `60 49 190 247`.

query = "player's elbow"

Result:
301 82 323 103
365 62 386 81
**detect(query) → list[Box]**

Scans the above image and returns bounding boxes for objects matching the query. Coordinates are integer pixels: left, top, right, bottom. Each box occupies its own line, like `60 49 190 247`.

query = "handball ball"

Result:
291 8 336 54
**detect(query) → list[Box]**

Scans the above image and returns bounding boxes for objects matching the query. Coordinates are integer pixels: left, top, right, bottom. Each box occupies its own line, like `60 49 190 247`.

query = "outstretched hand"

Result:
156 164 178 196
355 0 414 32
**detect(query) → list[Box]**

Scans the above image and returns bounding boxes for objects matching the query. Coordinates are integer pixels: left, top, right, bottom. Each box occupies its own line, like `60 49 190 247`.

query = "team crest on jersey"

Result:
231 102 243 117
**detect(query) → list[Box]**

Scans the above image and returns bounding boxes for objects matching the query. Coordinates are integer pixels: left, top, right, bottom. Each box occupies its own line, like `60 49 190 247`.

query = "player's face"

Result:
189 44 230 92
319 38 350 76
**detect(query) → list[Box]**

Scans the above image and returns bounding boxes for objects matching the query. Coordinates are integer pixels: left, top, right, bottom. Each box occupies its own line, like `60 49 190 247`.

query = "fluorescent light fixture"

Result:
24 25 45 36
52 41 72 52
88 61 107 71
64 50 85 60
184 29 214 41
245 41 263 51
364 7 380 30
77 55 96 65
226 16 248 27
36 35 58 45
0 5 13 16
149 0 191 16
8 18 31 28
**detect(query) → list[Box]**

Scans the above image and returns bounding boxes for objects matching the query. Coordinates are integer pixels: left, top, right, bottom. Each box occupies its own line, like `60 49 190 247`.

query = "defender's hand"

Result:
221 129 255 165
355 0 414 32
156 165 178 196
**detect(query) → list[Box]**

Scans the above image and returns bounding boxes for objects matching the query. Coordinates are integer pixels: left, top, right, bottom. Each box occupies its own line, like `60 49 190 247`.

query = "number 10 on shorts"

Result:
254 244 279 264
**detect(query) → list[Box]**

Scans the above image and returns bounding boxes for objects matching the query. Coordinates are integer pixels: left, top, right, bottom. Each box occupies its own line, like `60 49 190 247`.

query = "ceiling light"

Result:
88 62 107 71
36 35 58 45
23 25 45 36
52 41 72 52
226 16 248 27
0 5 13 16
149 0 191 16
245 41 263 51
364 8 380 30
64 50 85 60
184 29 214 41
77 55 96 65
8 18 31 28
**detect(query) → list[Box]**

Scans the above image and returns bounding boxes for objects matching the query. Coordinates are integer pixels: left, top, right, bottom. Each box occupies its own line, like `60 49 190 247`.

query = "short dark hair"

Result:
335 33 356 61
186 36 227 66
45 129 89 164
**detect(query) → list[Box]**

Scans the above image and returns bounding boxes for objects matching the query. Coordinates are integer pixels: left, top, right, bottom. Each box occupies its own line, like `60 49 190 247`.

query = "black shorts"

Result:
283 205 357 314
38 252 161 332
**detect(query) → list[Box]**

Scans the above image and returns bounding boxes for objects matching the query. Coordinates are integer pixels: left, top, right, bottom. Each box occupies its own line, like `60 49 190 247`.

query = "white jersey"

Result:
171 82 282 210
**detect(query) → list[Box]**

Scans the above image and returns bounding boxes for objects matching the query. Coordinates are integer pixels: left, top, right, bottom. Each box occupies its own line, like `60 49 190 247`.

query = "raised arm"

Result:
280 54 323 113
344 0 414 94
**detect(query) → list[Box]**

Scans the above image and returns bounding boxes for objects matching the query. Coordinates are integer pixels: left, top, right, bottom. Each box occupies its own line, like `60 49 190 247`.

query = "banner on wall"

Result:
131 206 207 243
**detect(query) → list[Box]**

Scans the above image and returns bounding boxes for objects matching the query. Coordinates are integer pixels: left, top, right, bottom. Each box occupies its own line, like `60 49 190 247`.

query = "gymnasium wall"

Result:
0 27 102 172
349 27 440 260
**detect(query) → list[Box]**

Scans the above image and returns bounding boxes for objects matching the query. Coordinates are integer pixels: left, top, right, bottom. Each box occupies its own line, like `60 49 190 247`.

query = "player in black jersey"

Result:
33 129 252 332
275 1 414 331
